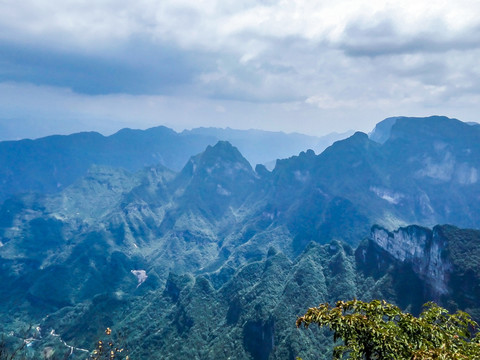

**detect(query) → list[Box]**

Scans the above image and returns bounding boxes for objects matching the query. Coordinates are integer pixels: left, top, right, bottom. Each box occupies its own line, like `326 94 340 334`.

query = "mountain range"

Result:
1 116 480 359
0 126 351 202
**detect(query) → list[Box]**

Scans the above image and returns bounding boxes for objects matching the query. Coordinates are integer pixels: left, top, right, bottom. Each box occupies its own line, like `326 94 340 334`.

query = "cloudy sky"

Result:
1 0 479 140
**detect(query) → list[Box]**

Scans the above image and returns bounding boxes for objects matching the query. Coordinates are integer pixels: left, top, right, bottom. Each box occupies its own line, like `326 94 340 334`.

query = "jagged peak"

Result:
270 148 317 175
202 141 250 164
180 141 253 177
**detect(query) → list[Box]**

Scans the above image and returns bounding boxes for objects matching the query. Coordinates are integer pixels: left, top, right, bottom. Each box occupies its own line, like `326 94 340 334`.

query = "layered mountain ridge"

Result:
0 126 349 202
1 116 480 359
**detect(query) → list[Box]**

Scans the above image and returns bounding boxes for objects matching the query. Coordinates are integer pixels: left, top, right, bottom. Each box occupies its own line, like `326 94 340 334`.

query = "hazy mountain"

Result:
247 116 480 255
1 116 480 359
0 126 211 202
183 127 354 169
0 126 350 202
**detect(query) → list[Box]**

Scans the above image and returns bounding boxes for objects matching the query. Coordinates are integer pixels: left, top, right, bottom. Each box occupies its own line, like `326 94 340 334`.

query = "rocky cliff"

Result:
370 225 452 295
369 224 480 317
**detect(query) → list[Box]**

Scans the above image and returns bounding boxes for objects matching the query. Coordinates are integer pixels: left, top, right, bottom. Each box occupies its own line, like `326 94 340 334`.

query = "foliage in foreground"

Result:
297 299 480 359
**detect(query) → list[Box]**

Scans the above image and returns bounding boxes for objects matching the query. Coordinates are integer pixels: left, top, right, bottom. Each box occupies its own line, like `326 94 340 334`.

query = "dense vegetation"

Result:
297 299 480 359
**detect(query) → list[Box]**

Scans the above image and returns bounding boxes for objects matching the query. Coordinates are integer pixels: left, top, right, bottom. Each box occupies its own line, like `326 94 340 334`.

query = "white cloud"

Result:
2 0 480 53
305 95 357 110
1 0 480 136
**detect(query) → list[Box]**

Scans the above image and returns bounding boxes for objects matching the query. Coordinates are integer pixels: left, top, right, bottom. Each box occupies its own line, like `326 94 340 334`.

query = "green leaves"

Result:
297 299 480 359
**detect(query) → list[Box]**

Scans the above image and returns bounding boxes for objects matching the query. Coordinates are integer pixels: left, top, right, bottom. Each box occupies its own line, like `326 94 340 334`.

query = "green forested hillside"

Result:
1 116 480 359
22 224 480 360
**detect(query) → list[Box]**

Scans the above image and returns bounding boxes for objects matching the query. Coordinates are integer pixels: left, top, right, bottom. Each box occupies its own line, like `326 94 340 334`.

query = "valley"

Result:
1 116 480 359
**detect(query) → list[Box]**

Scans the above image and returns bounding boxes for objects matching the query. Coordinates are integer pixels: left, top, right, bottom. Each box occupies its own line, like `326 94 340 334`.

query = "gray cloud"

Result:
339 19 480 57
1 0 480 138
0 37 216 95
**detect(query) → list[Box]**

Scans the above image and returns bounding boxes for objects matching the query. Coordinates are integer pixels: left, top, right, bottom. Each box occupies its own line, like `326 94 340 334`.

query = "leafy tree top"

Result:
296 299 480 359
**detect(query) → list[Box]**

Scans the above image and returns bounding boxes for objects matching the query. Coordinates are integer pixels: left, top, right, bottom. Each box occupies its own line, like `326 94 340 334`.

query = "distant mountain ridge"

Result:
183 127 354 169
0 125 350 202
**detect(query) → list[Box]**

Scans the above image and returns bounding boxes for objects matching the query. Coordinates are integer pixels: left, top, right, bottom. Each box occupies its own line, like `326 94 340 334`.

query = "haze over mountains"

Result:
1 116 480 359
0 126 352 202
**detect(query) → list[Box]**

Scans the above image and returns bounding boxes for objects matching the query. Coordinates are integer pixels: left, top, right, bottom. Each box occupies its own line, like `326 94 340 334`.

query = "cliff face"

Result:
370 225 452 296
369 224 480 318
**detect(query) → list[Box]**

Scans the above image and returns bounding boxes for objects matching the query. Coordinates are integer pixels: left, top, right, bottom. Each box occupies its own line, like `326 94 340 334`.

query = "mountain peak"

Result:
202 141 251 166
320 131 372 158
175 141 256 207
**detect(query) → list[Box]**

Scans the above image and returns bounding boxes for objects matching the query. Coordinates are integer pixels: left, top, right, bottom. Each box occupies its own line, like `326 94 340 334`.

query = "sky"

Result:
1 0 480 140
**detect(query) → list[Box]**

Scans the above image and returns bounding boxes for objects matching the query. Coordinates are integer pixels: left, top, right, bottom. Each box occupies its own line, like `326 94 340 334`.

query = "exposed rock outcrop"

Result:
371 225 452 296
